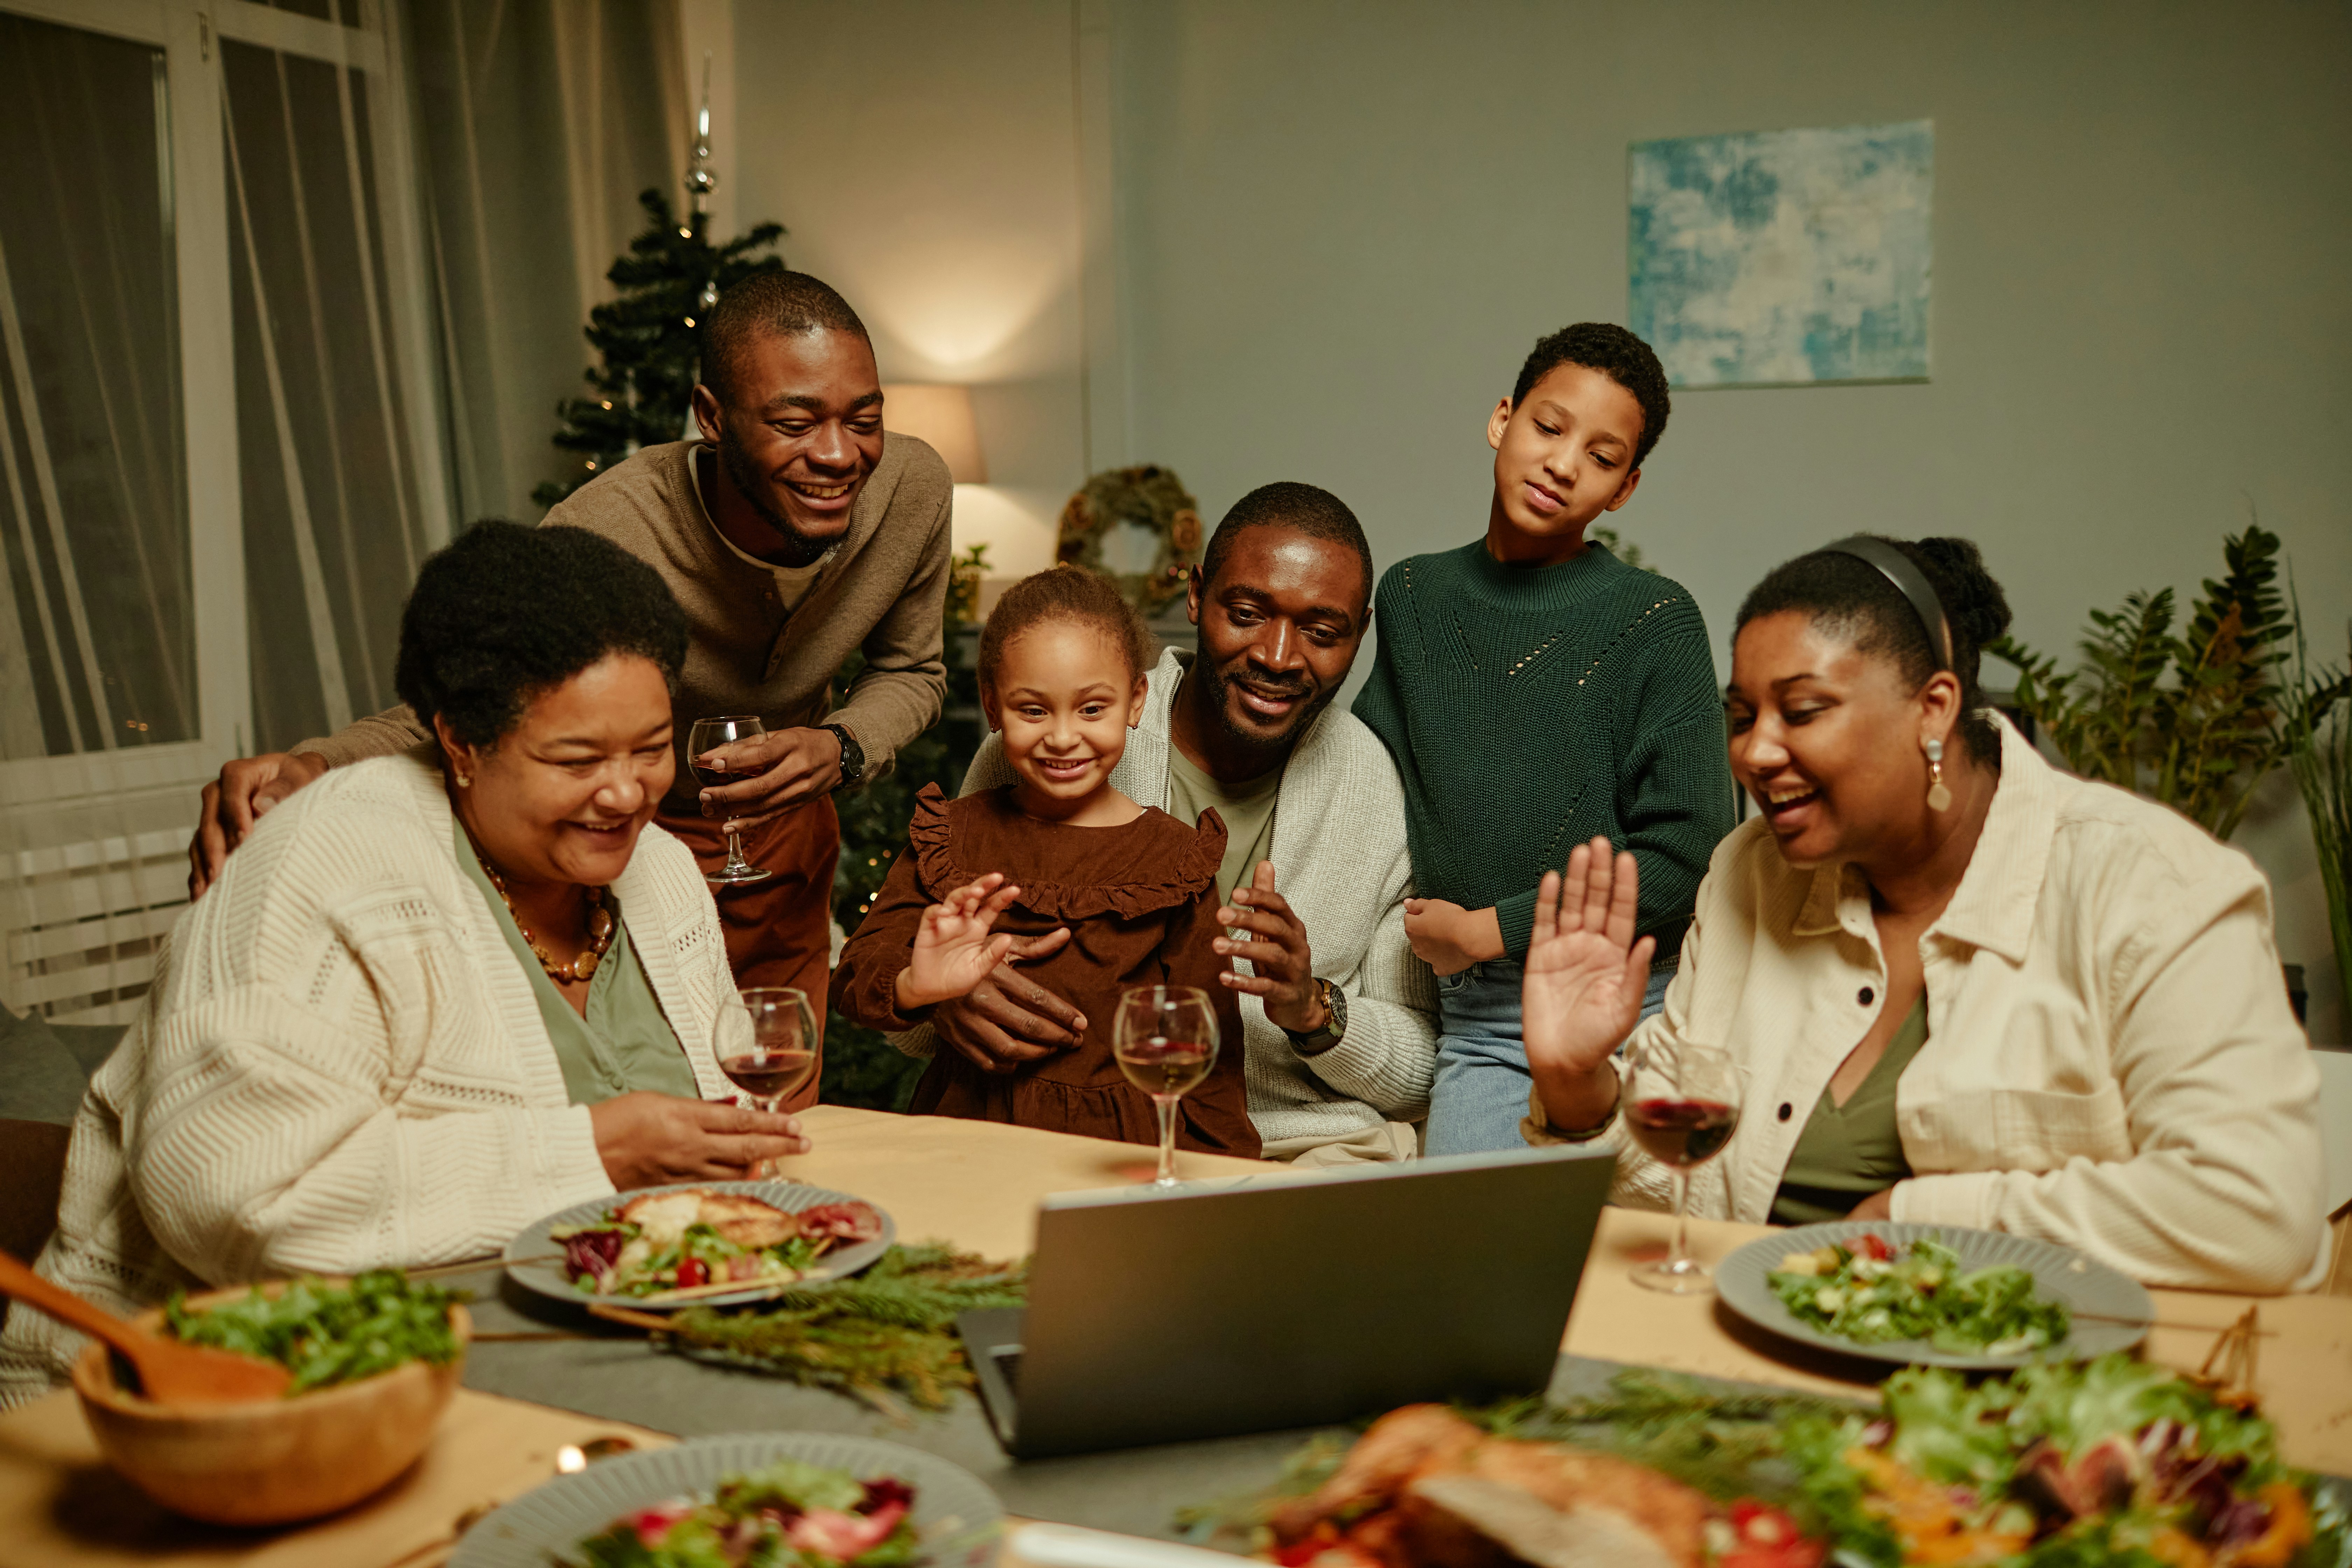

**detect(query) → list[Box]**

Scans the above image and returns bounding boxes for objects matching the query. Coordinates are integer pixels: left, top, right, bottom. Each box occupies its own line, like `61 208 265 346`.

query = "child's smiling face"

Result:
982 619 1149 822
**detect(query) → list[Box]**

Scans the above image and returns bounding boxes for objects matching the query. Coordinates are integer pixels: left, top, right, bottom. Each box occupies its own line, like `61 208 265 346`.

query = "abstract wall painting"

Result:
1629 120 1933 388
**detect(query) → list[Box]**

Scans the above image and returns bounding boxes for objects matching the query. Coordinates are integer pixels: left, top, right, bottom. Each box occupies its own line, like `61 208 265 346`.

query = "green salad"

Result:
572 1457 922 1568
1766 1233 2069 1354
162 1268 464 1393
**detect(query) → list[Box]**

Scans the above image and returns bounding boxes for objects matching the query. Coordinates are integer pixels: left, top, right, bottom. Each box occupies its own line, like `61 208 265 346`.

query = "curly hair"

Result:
699 270 870 405
1510 322 1672 469
393 521 689 750
978 565 1156 694
1734 535 2015 764
1198 481 1374 607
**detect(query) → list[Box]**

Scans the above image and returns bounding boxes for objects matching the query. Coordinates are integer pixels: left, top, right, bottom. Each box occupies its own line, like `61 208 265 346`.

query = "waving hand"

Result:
1522 837 1655 1126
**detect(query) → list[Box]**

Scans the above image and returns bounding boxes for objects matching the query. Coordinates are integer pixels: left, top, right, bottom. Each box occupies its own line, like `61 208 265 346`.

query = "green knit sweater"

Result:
1352 539 1733 961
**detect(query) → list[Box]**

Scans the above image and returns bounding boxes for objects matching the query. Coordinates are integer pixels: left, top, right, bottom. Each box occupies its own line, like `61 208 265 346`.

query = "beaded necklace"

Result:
474 852 616 983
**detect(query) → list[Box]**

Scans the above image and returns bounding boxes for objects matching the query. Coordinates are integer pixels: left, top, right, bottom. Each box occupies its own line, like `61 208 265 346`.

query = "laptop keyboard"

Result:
992 1349 1023 1392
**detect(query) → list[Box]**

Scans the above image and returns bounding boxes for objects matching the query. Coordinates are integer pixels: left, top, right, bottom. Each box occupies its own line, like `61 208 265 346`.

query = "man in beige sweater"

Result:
186 273 952 1102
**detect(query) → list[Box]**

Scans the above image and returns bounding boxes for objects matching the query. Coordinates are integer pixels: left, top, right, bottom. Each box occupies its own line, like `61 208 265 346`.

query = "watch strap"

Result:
1282 977 1345 1051
822 723 865 790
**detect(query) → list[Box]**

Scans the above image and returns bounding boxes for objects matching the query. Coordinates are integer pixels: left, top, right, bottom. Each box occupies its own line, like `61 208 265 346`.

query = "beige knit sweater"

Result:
300 436 954 809
0 752 733 1407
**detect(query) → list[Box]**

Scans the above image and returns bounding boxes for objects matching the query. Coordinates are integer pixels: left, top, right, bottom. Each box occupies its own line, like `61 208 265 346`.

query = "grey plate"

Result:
450 1432 1002 1568
1716 1220 2154 1370
504 1179 897 1312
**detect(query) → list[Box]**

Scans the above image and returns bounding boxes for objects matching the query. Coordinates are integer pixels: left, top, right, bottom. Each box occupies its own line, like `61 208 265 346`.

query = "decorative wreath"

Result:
1056 464 1203 612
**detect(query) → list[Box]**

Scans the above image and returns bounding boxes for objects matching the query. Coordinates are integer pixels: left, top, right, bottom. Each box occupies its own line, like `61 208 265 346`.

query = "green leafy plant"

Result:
2284 596 2352 1021
1990 522 2301 840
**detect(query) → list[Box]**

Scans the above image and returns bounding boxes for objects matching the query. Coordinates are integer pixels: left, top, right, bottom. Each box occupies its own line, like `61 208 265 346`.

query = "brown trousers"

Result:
656 795 840 1112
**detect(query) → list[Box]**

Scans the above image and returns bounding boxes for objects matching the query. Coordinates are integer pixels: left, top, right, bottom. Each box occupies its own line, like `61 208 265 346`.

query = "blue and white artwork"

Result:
1629 120 1932 387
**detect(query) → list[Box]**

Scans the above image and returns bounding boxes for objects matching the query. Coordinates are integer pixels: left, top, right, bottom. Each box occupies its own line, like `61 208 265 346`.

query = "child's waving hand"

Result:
895 873 1026 1013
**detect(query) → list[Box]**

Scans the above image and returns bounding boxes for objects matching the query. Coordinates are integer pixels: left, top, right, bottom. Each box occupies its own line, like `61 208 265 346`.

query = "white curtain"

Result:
401 0 689 527
0 12 191 765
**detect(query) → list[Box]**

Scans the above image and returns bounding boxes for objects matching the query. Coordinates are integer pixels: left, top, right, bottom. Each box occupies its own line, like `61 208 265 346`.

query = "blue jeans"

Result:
1422 955 1675 1157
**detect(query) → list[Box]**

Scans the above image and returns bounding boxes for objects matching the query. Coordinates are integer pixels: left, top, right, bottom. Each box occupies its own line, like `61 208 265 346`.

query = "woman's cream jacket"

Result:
1530 718 2328 1293
0 751 732 1405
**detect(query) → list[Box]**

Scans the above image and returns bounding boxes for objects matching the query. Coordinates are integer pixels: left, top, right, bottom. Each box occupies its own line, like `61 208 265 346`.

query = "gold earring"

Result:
1924 737 1951 812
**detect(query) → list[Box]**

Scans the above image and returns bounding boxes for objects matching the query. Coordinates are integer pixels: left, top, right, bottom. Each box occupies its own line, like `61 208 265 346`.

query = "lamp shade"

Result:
880 383 987 483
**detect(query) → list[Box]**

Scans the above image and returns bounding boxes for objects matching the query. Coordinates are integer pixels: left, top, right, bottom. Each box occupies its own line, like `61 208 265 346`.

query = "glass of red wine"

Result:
1622 1038 1742 1294
1112 984 1219 1188
688 715 774 886
712 987 817 1178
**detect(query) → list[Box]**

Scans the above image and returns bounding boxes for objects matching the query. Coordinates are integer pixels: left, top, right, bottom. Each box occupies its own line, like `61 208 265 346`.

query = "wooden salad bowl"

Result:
69 1281 470 1526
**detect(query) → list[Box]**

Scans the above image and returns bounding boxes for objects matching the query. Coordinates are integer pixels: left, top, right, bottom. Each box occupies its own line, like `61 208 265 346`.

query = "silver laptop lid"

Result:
1007 1145 1615 1456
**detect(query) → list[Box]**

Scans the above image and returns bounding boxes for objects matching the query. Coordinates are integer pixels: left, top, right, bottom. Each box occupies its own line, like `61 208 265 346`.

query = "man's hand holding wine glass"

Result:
1522 835 1657 1135
894 873 1026 1015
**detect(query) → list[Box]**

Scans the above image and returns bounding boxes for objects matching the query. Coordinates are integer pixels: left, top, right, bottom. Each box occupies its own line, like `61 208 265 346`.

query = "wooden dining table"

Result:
1 1104 2346 1568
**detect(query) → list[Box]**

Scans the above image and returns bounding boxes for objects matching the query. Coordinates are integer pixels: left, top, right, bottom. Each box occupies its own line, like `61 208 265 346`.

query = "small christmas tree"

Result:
533 188 787 507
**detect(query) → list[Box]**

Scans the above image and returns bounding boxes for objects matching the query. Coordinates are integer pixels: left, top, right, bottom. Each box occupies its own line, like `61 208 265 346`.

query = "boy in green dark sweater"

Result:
1353 323 1732 1154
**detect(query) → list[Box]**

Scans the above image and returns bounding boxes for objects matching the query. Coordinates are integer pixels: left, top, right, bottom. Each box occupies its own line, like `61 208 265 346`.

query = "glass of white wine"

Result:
688 715 774 886
711 987 818 1178
1112 984 1219 1189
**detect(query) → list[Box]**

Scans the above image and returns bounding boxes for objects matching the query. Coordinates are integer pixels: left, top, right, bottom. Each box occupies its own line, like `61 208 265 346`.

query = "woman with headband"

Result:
1518 535 2327 1292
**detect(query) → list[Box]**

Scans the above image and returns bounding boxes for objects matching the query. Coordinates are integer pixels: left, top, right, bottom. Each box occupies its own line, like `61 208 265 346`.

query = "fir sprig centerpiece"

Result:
611 1243 1026 1415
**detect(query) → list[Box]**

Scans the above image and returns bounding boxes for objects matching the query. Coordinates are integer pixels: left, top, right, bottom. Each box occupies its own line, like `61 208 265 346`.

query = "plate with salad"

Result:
448 1432 1002 1568
505 1180 897 1311
1715 1221 2153 1369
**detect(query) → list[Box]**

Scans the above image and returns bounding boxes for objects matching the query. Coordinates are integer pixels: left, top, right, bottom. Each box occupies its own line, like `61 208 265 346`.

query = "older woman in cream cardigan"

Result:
0 524 807 1405
1522 536 2326 1294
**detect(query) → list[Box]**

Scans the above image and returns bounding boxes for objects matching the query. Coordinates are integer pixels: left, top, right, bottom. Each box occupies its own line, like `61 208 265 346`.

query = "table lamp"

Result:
879 384 987 484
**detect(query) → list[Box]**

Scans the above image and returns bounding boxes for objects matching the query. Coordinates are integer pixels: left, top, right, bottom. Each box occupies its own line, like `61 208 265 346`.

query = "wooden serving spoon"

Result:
0 1250 292 1405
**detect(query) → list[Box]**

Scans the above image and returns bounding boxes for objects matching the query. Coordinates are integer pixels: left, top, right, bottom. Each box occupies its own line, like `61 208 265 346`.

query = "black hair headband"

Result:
1819 535 1953 672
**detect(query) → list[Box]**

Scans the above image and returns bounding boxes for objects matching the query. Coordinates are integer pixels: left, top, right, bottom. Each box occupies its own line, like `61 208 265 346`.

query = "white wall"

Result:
716 0 2352 1038
1104 0 2352 1039
730 0 1088 582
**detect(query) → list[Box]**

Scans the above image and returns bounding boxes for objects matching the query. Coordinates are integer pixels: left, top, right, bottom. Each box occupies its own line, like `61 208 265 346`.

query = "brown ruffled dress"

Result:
830 784 1258 1156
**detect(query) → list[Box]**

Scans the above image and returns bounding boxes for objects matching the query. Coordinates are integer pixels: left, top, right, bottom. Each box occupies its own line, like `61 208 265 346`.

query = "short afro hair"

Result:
1510 322 1672 469
1735 536 2015 764
1198 482 1374 608
978 565 1156 694
698 270 871 405
394 521 688 750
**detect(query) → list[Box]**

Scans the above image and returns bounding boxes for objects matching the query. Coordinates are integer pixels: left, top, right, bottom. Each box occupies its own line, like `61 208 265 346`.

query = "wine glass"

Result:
1113 985 1220 1189
712 987 818 1178
1622 1039 1743 1295
687 715 773 886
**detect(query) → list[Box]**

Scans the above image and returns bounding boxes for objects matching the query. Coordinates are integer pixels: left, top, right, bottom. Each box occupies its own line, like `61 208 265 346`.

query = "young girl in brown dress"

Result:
830 566 1255 1156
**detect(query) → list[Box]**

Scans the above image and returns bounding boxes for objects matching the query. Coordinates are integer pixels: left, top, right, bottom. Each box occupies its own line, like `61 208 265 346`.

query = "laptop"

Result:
957 1145 1615 1458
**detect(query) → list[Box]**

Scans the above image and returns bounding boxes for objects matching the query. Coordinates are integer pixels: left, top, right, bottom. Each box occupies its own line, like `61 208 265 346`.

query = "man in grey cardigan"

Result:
184 273 950 1105
903 484 1438 1162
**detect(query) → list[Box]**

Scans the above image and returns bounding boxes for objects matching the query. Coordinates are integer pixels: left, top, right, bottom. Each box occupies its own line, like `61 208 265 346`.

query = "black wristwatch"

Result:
822 723 866 792
1282 978 1348 1056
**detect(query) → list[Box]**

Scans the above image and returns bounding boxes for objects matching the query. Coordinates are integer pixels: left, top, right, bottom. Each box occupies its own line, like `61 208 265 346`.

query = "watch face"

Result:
1323 979 1347 1037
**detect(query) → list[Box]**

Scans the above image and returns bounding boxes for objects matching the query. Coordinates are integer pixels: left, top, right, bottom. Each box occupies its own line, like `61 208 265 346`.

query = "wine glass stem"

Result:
751 1093 777 1180
724 830 749 872
1152 1095 1179 1186
1671 1169 1691 1270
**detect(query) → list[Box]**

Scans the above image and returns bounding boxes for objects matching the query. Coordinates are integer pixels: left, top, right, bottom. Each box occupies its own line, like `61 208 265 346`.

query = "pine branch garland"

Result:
649 1244 1027 1414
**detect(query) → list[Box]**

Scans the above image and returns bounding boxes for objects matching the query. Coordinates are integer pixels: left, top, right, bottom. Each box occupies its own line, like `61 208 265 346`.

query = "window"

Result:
0 0 448 1023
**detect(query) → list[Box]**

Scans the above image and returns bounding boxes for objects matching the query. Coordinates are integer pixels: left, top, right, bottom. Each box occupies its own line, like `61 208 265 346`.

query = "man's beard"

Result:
716 433 836 568
1197 649 1339 756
